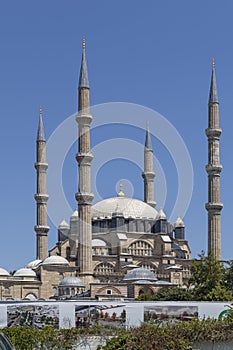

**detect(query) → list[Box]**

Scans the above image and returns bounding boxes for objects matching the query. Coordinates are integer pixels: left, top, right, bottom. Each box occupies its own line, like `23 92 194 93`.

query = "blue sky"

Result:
0 1 233 271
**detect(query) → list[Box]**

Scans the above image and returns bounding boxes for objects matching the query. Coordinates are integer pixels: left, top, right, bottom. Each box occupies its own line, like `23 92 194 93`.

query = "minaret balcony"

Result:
76 152 93 164
205 202 223 211
142 171 155 180
205 164 222 174
34 225 50 234
34 162 48 171
205 128 222 138
34 193 49 203
75 192 94 205
76 113 92 125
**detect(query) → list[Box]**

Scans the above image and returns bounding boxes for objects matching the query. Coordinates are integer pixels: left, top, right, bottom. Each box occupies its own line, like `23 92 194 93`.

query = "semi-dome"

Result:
59 276 85 287
92 197 158 219
92 239 107 247
14 268 37 277
0 267 9 276
123 267 157 281
42 256 70 266
25 259 42 269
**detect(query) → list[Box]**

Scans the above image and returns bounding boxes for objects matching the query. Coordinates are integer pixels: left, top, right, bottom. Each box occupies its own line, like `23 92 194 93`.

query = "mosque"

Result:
0 41 222 301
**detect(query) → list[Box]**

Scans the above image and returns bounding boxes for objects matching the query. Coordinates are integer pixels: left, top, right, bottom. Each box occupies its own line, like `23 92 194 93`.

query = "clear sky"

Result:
0 1 233 271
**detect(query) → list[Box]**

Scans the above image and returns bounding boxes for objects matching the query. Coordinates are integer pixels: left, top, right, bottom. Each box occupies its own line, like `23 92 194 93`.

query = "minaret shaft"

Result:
78 88 90 113
205 60 223 260
34 108 49 260
142 123 156 208
75 40 94 283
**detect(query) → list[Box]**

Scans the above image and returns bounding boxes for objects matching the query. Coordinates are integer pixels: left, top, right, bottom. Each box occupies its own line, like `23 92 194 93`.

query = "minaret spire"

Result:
142 121 156 208
205 59 223 260
145 120 152 150
34 106 49 260
37 106 45 141
78 38 89 89
209 57 218 103
76 39 94 286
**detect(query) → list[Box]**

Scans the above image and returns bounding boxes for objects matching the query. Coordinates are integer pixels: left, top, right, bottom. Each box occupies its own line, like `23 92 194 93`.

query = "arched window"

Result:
128 241 153 256
94 262 115 275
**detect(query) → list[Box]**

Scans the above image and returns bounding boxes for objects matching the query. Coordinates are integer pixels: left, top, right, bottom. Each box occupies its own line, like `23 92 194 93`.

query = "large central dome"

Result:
92 197 158 219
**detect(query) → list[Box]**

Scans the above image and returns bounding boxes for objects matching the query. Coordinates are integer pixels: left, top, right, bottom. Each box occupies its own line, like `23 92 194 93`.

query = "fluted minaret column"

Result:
205 58 223 260
75 39 94 281
34 107 49 260
142 122 156 208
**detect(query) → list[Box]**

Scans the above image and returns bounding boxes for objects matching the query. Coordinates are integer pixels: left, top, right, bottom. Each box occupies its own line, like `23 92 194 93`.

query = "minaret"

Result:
34 106 49 260
205 58 223 260
142 121 156 208
75 39 94 284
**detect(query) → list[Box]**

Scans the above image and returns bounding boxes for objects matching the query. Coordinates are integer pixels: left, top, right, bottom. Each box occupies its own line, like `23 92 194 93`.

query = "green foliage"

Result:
224 260 233 291
2 325 120 350
136 293 154 301
3 318 233 350
153 287 194 301
136 288 194 302
137 253 233 302
98 318 233 350
190 252 233 301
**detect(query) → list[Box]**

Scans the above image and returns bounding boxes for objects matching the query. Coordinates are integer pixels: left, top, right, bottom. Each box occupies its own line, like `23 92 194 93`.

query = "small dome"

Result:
92 197 158 219
92 239 107 247
174 216 185 228
24 293 37 301
14 268 36 277
157 207 167 220
0 267 9 276
124 267 157 281
59 276 85 287
43 256 70 266
25 259 42 269
58 219 70 228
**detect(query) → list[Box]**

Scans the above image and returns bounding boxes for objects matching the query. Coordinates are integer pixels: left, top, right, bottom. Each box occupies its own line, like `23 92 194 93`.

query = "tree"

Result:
189 251 232 301
223 260 233 292
153 287 194 301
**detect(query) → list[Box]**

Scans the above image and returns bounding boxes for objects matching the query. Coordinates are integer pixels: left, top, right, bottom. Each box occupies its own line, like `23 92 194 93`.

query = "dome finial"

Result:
40 105 42 118
117 180 125 197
